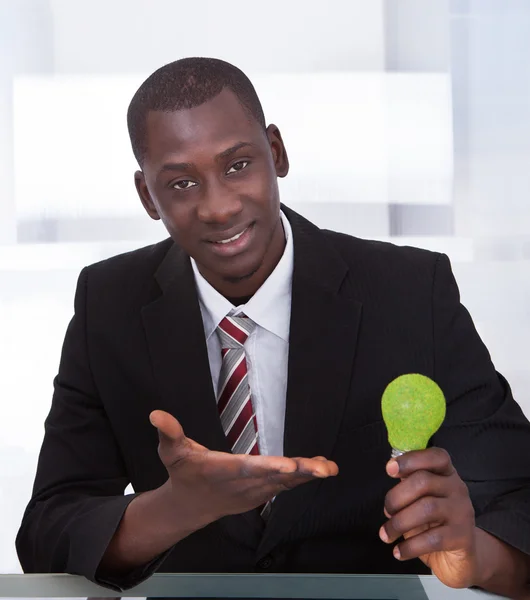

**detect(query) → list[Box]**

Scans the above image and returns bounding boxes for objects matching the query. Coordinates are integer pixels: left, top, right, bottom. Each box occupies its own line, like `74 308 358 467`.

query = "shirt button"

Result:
257 555 274 569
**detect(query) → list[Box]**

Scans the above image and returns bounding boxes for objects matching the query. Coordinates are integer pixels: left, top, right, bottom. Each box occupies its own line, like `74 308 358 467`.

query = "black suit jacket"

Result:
16 207 530 592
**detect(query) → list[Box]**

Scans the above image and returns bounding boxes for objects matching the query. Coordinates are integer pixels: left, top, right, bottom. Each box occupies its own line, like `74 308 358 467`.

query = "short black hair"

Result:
127 57 267 165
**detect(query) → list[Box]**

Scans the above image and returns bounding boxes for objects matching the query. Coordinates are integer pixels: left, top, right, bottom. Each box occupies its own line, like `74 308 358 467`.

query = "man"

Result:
16 58 530 598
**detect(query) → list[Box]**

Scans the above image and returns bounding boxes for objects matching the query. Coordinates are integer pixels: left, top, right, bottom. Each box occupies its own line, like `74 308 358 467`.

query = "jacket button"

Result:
257 555 273 569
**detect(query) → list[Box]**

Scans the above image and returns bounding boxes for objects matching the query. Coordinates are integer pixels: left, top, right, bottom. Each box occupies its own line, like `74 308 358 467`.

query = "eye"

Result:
172 180 197 190
226 160 249 175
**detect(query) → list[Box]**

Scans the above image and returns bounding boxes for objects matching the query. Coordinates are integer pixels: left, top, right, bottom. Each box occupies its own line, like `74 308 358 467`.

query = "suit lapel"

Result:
258 207 363 558
141 244 229 451
141 244 264 545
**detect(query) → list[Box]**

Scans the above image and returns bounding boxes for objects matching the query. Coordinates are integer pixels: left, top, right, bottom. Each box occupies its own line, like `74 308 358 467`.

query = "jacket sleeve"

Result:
431 253 530 557
15 267 167 591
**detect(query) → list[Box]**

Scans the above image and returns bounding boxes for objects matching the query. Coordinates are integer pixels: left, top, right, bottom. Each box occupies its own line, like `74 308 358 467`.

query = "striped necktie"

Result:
216 315 259 455
216 315 272 519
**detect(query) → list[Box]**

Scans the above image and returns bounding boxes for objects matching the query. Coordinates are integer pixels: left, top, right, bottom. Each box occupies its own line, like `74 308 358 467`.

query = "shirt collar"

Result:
191 210 293 343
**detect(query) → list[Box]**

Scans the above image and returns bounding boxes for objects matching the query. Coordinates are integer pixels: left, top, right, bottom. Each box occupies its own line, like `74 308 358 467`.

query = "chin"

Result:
221 264 261 284
220 254 263 283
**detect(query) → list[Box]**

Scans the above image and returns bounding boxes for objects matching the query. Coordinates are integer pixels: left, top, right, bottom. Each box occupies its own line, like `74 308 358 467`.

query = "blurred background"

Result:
1 0 529 574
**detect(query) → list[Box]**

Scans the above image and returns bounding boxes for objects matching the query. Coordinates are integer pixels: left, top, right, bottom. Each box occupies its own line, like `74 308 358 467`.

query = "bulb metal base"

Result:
391 448 405 459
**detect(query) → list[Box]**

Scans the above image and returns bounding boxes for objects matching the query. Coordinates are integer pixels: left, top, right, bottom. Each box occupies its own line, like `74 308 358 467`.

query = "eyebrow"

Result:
157 142 255 178
217 141 255 159
158 161 193 175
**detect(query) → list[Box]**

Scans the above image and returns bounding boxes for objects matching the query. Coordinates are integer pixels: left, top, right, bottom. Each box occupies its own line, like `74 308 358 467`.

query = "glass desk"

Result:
0 574 504 600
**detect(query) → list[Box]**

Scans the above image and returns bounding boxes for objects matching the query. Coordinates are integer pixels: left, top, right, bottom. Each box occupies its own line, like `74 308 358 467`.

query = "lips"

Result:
214 226 249 245
206 223 255 257
207 223 252 244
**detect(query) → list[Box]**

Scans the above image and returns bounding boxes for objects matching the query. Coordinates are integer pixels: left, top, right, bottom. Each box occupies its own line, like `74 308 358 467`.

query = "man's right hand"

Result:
99 410 338 575
149 409 339 524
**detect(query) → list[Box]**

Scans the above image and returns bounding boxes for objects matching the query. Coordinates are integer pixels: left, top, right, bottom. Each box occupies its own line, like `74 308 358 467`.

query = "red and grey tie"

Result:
216 315 259 455
216 315 272 519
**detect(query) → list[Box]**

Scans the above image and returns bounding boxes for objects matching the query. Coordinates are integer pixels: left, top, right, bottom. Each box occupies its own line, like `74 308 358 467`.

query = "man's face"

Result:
135 88 289 296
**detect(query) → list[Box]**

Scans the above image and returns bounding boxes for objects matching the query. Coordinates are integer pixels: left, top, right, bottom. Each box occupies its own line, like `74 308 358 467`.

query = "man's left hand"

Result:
380 447 480 589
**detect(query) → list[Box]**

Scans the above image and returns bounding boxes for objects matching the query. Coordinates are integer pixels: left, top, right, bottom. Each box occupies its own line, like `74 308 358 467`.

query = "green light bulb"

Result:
381 373 446 457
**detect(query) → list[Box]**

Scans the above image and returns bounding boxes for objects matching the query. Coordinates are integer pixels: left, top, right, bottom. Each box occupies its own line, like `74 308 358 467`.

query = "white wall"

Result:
0 0 54 244
449 0 530 408
13 72 454 220
50 0 386 74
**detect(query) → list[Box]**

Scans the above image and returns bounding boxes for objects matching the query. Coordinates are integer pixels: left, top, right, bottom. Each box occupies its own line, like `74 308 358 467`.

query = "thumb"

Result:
149 410 186 447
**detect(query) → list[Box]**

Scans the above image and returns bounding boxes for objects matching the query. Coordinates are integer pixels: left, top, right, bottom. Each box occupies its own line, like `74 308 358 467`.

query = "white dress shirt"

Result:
191 211 293 457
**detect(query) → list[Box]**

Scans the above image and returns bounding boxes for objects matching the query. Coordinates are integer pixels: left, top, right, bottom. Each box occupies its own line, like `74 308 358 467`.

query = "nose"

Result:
197 179 243 225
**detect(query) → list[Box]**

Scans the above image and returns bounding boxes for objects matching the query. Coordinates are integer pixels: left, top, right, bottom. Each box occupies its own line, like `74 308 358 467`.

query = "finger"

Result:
198 452 338 489
312 456 340 476
248 468 329 501
149 410 186 445
387 447 454 479
236 454 300 478
194 451 328 482
291 457 339 478
384 469 451 516
190 450 297 483
380 496 447 544
392 524 471 561
268 459 339 495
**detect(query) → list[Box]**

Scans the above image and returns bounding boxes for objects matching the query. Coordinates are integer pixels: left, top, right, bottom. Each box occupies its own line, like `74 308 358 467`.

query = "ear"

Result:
266 124 289 178
135 170 161 221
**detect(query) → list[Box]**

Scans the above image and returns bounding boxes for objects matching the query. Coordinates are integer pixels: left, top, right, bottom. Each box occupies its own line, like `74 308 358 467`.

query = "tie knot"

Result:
217 314 256 349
